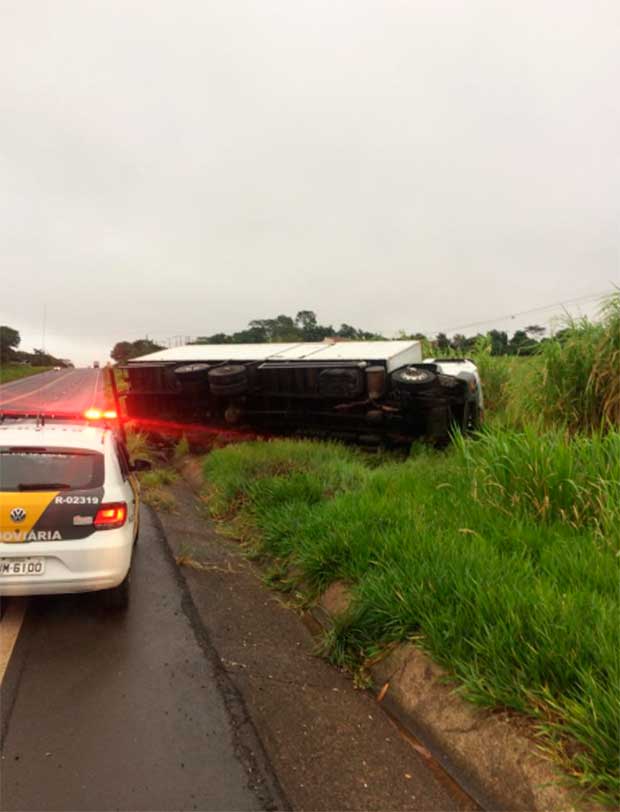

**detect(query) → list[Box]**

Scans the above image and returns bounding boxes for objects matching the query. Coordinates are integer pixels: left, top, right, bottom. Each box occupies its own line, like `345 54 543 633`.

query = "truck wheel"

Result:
208 365 248 396
210 379 248 397
392 367 437 389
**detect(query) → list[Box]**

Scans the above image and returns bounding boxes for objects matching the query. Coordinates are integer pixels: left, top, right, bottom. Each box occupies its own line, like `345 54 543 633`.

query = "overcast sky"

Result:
1 1 618 365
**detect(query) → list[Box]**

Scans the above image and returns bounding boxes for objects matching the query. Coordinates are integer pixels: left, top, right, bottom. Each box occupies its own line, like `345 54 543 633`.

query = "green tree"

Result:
508 329 536 356
131 339 164 357
111 342 134 363
111 339 164 363
269 315 300 342
336 323 358 339
525 324 546 339
435 332 450 351
451 333 468 352
30 348 57 366
0 325 20 362
296 310 334 341
295 309 317 333
488 329 509 356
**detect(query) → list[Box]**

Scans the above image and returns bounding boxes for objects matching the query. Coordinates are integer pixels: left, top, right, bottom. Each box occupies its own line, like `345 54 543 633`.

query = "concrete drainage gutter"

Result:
313 582 596 812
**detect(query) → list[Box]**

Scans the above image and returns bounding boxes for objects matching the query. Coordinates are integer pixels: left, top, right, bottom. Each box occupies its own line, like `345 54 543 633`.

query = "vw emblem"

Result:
10 507 27 523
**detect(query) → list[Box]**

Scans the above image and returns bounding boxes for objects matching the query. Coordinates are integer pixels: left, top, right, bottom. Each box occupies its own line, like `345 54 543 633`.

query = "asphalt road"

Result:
0 509 278 811
0 368 105 415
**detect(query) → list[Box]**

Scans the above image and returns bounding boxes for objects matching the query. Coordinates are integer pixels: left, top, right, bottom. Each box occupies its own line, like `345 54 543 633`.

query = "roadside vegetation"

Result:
125 428 179 511
1 325 71 372
201 296 620 805
139 467 178 511
0 364 52 385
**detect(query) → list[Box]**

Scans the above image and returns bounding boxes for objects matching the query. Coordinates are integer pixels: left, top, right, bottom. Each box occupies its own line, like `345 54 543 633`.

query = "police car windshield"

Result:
0 450 104 492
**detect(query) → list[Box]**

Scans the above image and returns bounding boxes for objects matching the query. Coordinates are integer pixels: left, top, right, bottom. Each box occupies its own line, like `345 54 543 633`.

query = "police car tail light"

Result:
94 502 127 529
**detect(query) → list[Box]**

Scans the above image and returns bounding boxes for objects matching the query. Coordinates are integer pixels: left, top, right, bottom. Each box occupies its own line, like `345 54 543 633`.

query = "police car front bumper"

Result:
0 528 133 596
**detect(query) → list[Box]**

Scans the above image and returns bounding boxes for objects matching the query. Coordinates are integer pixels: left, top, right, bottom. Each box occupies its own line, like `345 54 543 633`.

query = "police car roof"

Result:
0 422 107 451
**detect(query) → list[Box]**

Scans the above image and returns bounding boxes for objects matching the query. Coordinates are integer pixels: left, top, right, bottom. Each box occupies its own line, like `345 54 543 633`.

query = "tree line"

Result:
109 312 552 362
430 325 547 356
194 311 549 356
194 311 383 345
0 325 71 367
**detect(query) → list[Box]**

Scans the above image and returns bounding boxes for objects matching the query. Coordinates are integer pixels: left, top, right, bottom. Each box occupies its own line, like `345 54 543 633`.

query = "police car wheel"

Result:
101 570 131 610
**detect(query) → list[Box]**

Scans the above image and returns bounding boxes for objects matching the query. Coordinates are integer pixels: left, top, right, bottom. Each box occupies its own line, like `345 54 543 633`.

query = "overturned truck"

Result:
122 341 483 446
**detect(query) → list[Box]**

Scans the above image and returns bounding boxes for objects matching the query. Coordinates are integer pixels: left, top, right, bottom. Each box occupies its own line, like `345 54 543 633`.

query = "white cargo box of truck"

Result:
131 340 423 372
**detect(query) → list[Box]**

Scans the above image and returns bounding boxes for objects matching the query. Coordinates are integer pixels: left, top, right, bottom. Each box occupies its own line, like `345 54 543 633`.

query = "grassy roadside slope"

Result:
199 299 620 801
203 432 620 804
0 365 52 385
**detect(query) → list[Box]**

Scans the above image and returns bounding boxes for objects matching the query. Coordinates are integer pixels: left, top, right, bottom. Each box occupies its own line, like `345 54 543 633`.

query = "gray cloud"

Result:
1 0 618 363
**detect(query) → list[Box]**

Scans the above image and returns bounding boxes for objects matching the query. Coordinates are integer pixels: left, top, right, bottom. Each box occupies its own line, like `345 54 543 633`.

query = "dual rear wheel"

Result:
208 364 248 396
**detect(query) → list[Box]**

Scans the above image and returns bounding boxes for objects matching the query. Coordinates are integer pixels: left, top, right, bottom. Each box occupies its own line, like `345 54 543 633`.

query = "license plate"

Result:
0 558 46 576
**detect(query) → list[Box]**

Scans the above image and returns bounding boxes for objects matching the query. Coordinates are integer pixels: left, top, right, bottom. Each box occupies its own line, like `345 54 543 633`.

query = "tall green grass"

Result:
0 365 51 385
472 294 620 433
204 432 620 804
453 427 620 543
532 296 620 433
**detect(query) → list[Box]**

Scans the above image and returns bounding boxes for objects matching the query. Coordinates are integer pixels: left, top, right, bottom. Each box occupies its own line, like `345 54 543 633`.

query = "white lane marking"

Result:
41 368 96 411
0 369 78 406
0 370 59 392
0 598 28 685
86 369 102 410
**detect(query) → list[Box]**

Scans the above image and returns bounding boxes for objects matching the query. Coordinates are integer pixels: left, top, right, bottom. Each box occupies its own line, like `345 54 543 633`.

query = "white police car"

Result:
0 413 148 608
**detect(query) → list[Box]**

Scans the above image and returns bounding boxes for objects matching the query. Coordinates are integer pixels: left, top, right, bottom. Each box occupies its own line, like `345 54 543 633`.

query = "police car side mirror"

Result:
131 458 152 472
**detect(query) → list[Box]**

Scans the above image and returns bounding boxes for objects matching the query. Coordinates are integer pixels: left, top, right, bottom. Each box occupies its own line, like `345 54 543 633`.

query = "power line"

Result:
435 288 615 336
100 287 617 343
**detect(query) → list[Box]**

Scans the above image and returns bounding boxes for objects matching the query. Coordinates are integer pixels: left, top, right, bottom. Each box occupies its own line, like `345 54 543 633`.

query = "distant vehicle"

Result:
0 412 149 608
53 366 62 371
93 361 100 368
122 341 483 446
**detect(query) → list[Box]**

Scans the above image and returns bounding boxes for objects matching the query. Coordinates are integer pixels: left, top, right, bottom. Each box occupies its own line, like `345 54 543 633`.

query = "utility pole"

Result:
41 303 47 353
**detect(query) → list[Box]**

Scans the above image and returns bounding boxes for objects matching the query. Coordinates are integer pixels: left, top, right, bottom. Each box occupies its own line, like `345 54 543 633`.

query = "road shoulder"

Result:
156 478 473 812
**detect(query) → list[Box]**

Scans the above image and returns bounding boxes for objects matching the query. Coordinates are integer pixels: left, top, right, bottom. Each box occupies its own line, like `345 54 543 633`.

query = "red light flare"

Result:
0 407 120 426
124 416 272 447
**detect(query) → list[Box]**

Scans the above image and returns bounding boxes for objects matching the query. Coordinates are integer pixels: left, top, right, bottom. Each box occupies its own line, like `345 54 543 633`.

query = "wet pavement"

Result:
0 368 105 414
0 508 280 811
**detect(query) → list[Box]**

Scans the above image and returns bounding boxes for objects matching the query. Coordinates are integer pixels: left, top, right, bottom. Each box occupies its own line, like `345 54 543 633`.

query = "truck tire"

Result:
208 365 248 396
392 367 437 389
